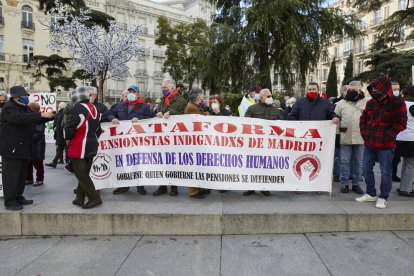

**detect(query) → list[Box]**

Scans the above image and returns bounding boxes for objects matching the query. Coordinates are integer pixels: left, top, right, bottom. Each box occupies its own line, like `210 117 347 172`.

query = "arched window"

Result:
22 5 33 29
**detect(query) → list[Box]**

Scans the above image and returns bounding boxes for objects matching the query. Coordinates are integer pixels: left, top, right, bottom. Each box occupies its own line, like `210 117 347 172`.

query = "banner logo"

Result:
91 153 112 180
293 154 321 181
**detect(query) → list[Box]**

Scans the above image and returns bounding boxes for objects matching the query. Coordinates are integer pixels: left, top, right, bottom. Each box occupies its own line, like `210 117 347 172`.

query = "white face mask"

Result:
265 97 274 105
211 103 219 110
393 91 400 97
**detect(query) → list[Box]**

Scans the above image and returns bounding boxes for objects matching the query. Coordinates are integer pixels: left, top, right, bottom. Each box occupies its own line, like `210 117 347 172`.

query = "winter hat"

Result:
10 86 29 98
367 75 392 97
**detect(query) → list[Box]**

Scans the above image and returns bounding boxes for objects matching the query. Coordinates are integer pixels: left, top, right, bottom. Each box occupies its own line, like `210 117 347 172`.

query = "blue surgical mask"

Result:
127 93 136 102
199 99 205 107
393 91 400 97
254 94 260 102
18 97 29 105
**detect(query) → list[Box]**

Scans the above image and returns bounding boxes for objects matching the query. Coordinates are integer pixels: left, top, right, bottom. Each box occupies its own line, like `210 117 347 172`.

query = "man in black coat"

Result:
287 82 340 123
0 86 55 211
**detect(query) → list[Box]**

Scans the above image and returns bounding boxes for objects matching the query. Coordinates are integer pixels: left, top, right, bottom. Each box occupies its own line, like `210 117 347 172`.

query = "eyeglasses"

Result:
266 95 272 98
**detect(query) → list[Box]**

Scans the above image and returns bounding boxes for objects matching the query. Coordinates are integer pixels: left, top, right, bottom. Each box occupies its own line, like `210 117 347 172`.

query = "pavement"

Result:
1 231 414 276
0 145 413 236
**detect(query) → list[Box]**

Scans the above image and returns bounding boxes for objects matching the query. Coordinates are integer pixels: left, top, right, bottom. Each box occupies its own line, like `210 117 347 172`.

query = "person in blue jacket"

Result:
110 84 154 195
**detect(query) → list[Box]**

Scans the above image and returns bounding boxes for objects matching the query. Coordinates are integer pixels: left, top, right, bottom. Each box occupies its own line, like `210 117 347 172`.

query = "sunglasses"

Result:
266 95 272 98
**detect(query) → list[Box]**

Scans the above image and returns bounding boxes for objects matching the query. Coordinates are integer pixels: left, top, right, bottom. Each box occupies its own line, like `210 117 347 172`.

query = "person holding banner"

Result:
153 80 187 197
185 88 210 199
357 75 407 209
243 88 282 197
0 86 55 211
287 82 340 123
110 84 154 195
65 87 103 209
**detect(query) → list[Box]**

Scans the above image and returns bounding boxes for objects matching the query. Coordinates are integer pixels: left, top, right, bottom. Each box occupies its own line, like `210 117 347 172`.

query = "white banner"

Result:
91 115 336 192
29 93 57 143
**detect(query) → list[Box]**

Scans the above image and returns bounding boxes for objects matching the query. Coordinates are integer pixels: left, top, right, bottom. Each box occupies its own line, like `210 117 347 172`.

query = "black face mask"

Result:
371 90 383 100
345 90 359 102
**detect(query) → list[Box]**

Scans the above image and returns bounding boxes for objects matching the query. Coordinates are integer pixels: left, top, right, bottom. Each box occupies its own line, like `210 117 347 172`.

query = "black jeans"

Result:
2 158 29 206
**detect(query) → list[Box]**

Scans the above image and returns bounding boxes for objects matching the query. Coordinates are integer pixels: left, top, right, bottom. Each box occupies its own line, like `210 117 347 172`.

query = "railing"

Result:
343 50 353 57
108 89 123 98
355 46 365 54
153 71 164 78
153 50 165 58
135 69 148 75
118 22 127 30
21 20 35 30
23 55 33 63
370 17 382 27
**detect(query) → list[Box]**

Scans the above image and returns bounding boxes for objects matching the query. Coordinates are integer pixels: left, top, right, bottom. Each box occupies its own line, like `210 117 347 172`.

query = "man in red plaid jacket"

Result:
356 75 407 209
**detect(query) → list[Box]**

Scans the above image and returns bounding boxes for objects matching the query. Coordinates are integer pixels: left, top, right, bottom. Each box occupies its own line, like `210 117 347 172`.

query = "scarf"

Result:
125 98 146 105
164 87 181 107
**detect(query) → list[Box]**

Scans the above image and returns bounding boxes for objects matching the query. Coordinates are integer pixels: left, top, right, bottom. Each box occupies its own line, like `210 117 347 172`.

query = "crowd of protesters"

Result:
0 74 412 210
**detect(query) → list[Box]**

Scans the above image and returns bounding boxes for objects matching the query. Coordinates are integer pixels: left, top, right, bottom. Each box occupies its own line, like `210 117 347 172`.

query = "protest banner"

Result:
91 115 336 192
29 93 57 143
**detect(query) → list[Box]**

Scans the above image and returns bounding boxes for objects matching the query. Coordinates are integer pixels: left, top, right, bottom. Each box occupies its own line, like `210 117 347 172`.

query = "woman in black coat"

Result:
26 102 46 186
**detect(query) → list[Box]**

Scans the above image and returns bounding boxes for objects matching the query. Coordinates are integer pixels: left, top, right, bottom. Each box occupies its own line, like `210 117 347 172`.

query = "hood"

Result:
367 75 392 98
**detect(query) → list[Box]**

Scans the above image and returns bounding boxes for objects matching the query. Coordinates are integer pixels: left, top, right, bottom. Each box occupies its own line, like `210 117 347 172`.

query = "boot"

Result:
153 186 167 196
170 186 178 196
137 186 147 195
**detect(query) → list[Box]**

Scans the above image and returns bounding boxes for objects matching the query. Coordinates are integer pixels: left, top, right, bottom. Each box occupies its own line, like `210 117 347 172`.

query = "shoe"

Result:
33 181 44 187
72 200 83 206
58 160 64 164
190 192 205 199
64 164 74 175
352 185 364 194
341 186 349 193
202 189 211 194
261 191 271 196
393 176 401 182
153 186 167 196
375 198 387 209
25 180 33 185
333 175 340 182
243 190 255 196
17 198 33 205
113 187 130 194
355 194 377 202
82 200 102 209
137 186 147 195
45 163 57 168
5 204 23 211
398 191 414 197
170 186 178 196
